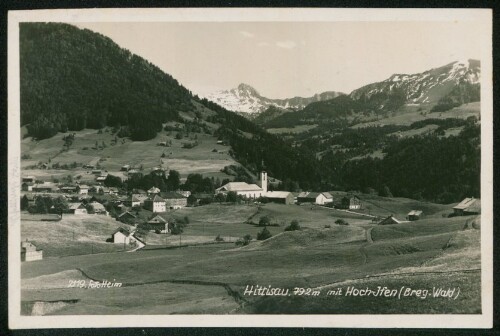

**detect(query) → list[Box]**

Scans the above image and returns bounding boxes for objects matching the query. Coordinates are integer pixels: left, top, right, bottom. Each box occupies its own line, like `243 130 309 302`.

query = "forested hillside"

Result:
20 23 192 140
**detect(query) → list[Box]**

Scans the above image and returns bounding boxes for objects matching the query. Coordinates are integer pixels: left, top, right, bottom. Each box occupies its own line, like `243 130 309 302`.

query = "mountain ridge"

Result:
202 83 344 115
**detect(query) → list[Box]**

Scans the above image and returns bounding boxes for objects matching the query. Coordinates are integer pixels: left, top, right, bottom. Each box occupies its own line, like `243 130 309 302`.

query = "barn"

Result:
297 192 333 205
453 198 481 216
264 191 294 205
112 227 135 245
67 202 88 215
21 241 43 262
407 210 423 221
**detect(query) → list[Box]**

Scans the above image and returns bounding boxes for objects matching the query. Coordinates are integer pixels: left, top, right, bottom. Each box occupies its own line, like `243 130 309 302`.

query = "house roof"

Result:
217 182 263 192
453 198 481 211
322 192 333 199
132 194 149 201
265 191 292 199
118 211 136 219
379 215 401 224
78 185 89 189
408 210 423 216
151 195 166 202
193 193 214 199
161 192 186 199
69 202 85 210
298 192 321 199
148 215 167 224
112 227 131 236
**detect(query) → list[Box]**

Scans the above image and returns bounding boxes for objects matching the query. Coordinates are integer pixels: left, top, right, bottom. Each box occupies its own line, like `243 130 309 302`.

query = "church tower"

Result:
261 171 268 194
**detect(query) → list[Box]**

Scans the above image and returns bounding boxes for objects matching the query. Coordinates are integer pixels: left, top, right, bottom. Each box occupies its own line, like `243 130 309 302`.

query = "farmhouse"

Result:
407 210 423 221
341 196 362 210
77 184 89 195
453 197 481 216
111 227 136 245
297 192 333 205
162 192 188 209
147 215 169 233
144 195 167 212
22 182 34 191
147 187 161 196
21 241 43 262
121 165 130 172
67 202 88 215
265 191 294 205
378 215 402 225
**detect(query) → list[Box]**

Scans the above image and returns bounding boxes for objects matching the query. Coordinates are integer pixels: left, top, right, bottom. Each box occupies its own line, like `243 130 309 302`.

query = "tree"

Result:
226 191 239 203
166 170 181 191
258 215 271 227
335 219 349 225
104 174 123 187
257 227 272 240
21 195 29 211
214 193 225 203
284 219 301 231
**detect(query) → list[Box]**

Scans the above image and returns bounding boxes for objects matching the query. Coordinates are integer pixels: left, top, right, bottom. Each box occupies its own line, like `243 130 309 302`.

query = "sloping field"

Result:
21 128 237 180
370 216 469 241
21 214 134 257
20 207 480 314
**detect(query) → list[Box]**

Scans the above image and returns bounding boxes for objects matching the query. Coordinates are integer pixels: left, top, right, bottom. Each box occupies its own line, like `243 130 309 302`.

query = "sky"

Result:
76 21 481 99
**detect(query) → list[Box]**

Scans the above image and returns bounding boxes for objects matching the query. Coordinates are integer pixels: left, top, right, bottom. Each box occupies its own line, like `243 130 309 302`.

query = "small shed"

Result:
378 215 402 225
112 227 135 245
407 210 423 221
341 196 362 210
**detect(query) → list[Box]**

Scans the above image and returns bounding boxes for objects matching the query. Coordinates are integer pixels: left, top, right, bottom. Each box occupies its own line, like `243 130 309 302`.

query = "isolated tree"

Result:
21 195 29 211
166 170 181 190
284 219 301 231
257 227 272 241
226 191 239 203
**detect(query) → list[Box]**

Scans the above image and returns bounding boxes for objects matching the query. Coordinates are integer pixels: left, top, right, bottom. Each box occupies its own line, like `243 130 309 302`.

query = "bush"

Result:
215 234 224 242
324 224 331 229
235 234 252 246
335 219 349 225
258 215 271 227
257 227 272 241
284 219 301 231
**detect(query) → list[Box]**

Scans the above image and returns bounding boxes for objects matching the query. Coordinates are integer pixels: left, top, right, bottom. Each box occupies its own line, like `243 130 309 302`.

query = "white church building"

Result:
216 171 268 199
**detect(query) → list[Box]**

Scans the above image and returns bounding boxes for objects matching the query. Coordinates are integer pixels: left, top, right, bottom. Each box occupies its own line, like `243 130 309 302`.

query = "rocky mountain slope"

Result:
202 83 344 115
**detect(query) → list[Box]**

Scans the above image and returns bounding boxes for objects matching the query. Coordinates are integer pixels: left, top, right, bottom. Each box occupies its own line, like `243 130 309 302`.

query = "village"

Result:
20 166 481 262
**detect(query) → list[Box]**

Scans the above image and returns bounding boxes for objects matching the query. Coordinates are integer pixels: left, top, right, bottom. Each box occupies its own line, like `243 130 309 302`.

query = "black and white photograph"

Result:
7 8 493 328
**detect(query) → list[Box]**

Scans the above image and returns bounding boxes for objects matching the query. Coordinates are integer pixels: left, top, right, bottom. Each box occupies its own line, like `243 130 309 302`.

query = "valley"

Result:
16 22 484 317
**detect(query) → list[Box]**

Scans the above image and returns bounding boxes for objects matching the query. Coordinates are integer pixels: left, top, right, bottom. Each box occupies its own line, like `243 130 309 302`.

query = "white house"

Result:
112 227 136 245
77 185 89 195
144 195 167 213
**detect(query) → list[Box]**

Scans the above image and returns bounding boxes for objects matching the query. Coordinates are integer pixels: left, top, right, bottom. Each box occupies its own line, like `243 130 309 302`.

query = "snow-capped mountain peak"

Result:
202 83 344 115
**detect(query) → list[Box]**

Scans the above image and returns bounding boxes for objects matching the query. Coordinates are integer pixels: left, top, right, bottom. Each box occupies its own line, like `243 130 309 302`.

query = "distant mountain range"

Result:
350 59 480 107
261 59 481 128
202 83 344 115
